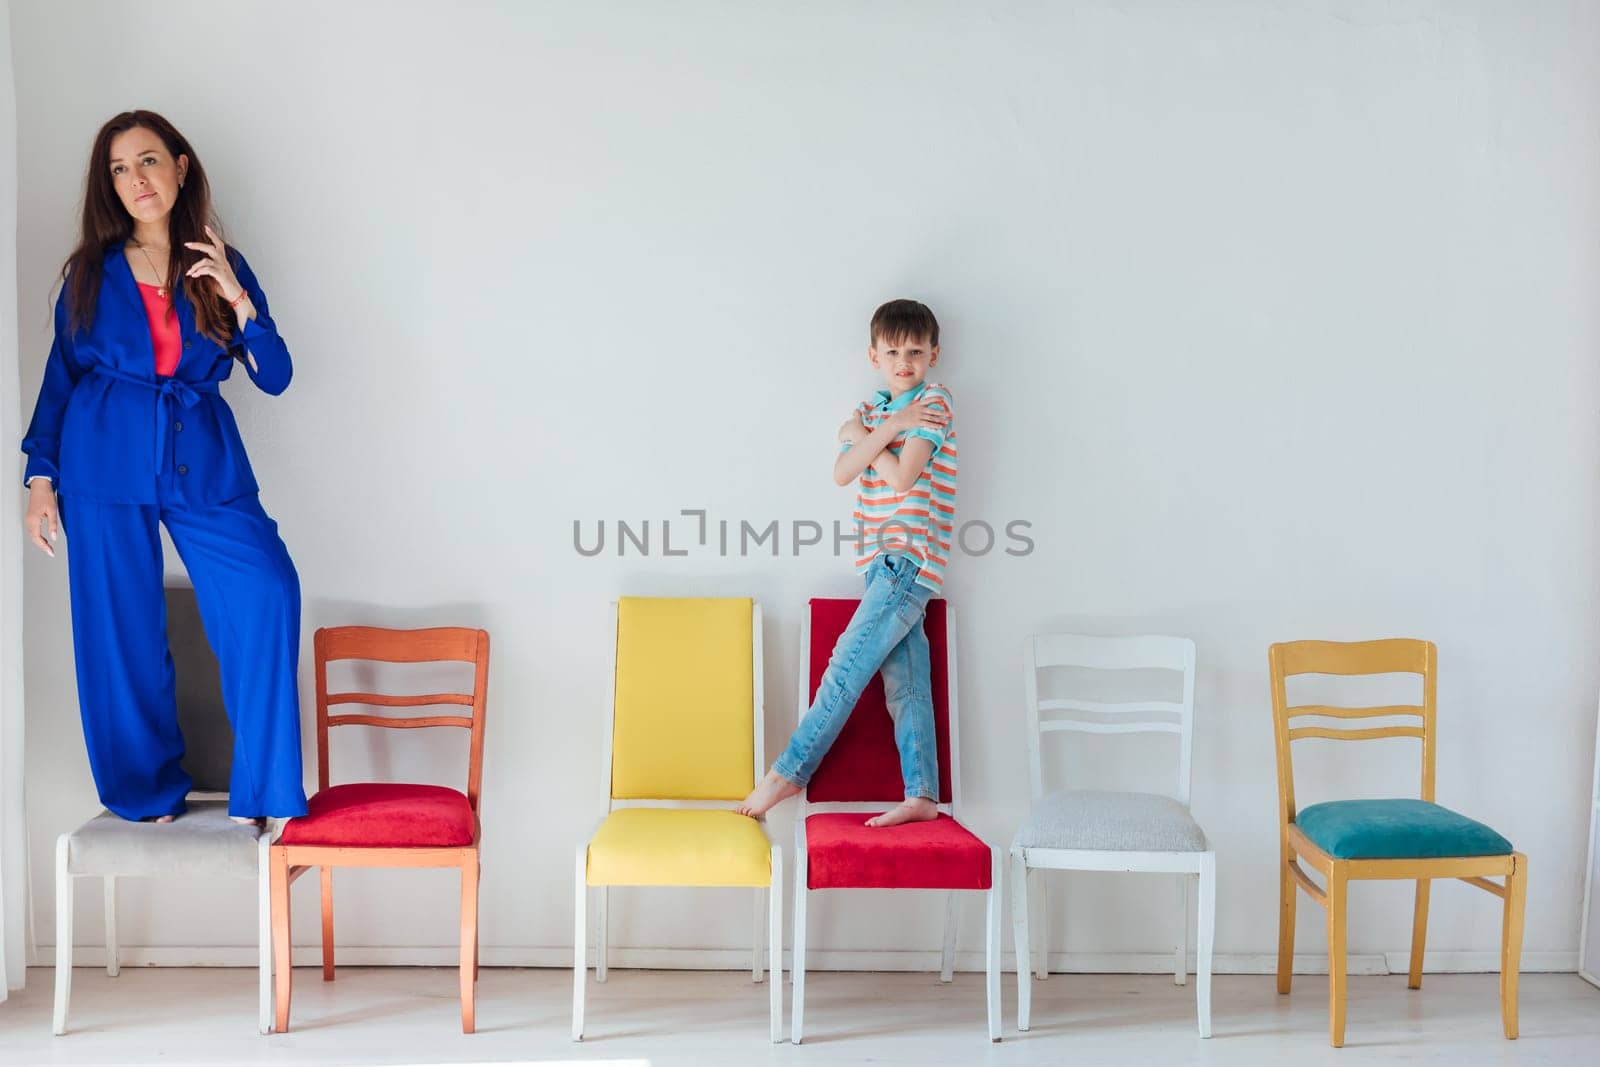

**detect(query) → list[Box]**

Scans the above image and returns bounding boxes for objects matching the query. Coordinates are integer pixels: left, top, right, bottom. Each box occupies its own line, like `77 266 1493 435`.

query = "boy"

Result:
737 299 956 827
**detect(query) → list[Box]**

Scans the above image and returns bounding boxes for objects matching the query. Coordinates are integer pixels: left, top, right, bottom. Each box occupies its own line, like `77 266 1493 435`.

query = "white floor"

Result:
0 967 1596 1066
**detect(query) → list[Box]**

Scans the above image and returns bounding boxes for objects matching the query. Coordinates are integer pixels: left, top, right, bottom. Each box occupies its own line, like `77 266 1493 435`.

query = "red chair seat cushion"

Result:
279 783 475 848
804 812 992 890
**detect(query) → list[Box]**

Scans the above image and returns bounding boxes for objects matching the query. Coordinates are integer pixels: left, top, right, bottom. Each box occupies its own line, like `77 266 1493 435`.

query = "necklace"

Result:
133 241 169 298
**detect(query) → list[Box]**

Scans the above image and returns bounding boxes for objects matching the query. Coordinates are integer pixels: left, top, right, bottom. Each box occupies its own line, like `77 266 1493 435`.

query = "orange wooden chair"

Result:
269 626 490 1033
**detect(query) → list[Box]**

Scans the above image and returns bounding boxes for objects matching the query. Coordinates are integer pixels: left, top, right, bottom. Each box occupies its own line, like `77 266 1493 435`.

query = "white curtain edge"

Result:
0 0 28 1000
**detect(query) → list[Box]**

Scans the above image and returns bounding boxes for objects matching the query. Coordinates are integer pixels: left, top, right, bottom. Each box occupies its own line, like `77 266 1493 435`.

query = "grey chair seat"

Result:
1014 790 1208 853
66 800 265 879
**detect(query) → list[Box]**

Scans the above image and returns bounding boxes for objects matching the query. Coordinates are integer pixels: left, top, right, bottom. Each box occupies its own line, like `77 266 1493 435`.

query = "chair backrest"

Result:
1268 638 1437 828
609 597 761 803
167 583 232 793
1022 633 1197 804
314 626 491 810
800 598 957 808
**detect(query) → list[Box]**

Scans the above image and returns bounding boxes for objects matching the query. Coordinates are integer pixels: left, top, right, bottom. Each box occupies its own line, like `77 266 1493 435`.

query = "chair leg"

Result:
1501 853 1527 1040
320 866 335 982
474 862 481 984
1408 878 1431 990
792 859 808 1044
1036 870 1049 979
257 838 272 1035
1009 851 1032 1032
460 851 478 1034
987 851 1002 1043
940 891 958 983
1197 854 1215 1039
1276 849 1297 995
768 845 783 1043
103 876 118 978
52 835 71 1036
270 846 293 1034
1173 874 1188 986
571 845 587 1041
1327 864 1349 1048
752 887 764 983
596 885 608 984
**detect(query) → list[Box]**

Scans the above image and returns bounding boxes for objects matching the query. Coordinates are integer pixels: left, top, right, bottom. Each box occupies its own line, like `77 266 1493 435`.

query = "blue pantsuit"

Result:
23 247 309 819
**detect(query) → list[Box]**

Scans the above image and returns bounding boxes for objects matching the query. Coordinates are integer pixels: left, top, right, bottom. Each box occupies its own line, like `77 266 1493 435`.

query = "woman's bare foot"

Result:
865 797 939 828
735 771 802 817
230 815 265 827
141 815 175 824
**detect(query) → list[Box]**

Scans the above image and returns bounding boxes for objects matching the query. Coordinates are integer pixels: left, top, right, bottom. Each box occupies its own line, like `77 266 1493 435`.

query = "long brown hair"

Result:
61 110 234 345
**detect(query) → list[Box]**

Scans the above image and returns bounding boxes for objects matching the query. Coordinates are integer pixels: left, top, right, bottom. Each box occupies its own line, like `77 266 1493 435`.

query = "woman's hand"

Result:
884 397 949 435
183 225 245 304
837 413 869 445
25 479 58 558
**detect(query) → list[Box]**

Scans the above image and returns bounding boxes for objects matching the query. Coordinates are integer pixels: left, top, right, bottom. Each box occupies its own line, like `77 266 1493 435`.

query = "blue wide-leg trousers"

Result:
771 552 939 798
61 490 309 820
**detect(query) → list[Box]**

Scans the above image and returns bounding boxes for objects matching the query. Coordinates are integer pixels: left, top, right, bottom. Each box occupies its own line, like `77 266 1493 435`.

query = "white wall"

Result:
12 0 1600 973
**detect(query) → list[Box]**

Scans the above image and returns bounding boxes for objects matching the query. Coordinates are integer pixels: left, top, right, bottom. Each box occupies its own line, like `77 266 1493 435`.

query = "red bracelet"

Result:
228 289 250 309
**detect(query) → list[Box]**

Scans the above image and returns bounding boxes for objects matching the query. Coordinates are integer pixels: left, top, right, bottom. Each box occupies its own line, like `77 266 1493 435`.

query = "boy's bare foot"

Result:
735 771 801 817
865 797 939 828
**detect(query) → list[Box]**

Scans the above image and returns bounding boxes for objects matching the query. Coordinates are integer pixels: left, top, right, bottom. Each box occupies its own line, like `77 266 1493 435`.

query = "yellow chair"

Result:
1269 639 1527 1047
572 597 782 1042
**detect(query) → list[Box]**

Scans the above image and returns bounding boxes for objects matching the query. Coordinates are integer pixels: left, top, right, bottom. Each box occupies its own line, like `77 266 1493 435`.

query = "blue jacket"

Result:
21 246 291 505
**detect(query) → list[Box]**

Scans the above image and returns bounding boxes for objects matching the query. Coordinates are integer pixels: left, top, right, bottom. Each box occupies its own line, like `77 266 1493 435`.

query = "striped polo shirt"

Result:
840 381 958 591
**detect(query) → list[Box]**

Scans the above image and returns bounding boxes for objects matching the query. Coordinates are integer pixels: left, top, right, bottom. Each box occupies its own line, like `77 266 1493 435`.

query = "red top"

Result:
136 282 182 377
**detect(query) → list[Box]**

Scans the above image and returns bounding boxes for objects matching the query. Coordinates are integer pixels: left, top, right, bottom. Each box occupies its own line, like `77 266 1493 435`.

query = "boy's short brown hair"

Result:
870 299 940 348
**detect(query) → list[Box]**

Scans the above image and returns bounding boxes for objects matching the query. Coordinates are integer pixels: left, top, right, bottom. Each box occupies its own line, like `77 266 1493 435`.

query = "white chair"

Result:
54 584 274 1036
1009 634 1214 1037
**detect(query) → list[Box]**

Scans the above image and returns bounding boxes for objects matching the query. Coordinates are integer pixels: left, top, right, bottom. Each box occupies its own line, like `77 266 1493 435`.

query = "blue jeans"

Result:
772 552 938 800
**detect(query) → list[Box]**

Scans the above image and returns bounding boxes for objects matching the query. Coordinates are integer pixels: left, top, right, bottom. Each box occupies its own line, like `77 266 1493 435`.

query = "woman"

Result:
21 111 308 824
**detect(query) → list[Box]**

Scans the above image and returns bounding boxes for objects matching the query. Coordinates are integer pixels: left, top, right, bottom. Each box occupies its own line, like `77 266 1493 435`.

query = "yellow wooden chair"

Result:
572 597 782 1042
1269 639 1527 1047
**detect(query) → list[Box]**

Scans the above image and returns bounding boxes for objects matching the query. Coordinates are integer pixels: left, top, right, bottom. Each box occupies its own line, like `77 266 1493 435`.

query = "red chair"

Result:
790 598 1001 1043
269 626 489 1033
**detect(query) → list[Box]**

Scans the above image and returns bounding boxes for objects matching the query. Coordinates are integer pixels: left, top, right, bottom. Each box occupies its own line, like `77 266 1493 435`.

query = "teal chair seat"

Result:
1296 799 1513 860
